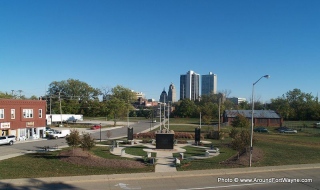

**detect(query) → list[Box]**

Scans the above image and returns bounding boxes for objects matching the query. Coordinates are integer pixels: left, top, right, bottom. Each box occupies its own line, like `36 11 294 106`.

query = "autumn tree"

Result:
65 129 81 155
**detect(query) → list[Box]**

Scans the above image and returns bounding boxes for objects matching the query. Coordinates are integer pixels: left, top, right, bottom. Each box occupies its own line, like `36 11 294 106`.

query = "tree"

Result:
231 130 251 159
66 129 81 155
0 91 14 99
111 85 136 103
80 133 96 151
106 98 127 126
105 85 136 126
231 114 250 129
46 79 101 114
173 99 197 118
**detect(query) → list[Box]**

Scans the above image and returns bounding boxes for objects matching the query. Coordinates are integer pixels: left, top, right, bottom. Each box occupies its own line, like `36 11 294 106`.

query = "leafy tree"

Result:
231 130 251 159
270 88 319 120
231 114 250 129
106 98 127 126
66 129 81 155
46 79 101 114
229 128 239 139
111 85 136 103
105 85 136 125
0 91 14 99
173 99 197 118
80 133 96 151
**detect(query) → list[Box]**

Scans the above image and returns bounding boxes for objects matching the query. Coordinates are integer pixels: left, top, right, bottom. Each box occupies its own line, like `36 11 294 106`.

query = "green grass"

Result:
173 146 206 158
169 118 202 124
124 145 156 157
0 146 154 179
175 144 238 171
84 117 148 122
254 134 320 166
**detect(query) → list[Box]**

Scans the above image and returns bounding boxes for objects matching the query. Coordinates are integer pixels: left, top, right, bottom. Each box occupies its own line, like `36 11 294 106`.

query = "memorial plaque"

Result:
156 133 174 149
127 127 133 140
195 128 201 142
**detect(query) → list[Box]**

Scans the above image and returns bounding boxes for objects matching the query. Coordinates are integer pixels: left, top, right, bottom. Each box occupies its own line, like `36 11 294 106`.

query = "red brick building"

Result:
0 99 47 140
223 110 283 127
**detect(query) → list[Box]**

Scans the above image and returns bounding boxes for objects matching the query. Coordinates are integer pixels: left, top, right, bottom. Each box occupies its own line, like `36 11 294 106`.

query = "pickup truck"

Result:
49 130 70 139
0 135 16 145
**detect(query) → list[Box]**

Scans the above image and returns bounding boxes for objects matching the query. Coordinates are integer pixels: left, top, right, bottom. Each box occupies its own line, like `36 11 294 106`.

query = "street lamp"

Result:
249 74 270 167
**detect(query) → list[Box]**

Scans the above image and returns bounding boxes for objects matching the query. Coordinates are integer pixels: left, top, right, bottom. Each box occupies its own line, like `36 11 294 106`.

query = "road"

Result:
1 167 319 190
0 120 158 156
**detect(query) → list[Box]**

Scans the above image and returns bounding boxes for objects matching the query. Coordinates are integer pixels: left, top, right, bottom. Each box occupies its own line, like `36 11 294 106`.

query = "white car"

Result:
0 135 16 145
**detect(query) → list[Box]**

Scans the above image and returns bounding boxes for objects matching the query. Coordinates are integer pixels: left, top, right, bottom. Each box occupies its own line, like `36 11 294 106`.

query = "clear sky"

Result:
1 0 319 102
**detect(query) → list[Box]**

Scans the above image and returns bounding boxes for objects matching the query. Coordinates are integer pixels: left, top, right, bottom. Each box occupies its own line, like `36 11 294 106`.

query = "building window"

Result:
23 109 33 118
39 109 42 118
11 109 15 119
0 109 4 119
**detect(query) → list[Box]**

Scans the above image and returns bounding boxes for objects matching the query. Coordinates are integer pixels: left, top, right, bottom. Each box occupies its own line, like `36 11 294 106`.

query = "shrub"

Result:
80 132 96 151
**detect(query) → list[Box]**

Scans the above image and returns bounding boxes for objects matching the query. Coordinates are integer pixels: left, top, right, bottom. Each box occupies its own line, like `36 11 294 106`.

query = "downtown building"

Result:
180 70 200 101
201 72 217 95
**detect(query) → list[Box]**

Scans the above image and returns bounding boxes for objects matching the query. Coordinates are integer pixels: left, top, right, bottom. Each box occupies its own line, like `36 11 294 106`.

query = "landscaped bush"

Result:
174 132 204 140
133 132 156 139
133 132 204 140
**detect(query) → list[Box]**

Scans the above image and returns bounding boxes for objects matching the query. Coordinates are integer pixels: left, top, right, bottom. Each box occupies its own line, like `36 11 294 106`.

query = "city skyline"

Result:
1 1 320 102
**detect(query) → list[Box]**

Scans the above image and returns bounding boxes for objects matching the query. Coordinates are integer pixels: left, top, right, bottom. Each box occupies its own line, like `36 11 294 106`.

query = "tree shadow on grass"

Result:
0 178 84 190
28 152 69 160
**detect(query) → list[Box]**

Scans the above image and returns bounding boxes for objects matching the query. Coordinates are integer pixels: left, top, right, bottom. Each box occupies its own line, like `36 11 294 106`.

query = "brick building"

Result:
223 110 283 127
0 99 47 140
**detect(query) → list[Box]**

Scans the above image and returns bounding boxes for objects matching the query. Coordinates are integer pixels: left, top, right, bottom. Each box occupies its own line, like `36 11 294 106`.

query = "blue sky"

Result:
1 0 319 102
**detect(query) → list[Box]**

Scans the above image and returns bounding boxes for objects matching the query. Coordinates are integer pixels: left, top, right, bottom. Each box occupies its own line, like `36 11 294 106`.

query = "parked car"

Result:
91 125 101 130
49 129 71 139
253 127 269 133
277 126 297 133
0 135 16 145
279 128 297 133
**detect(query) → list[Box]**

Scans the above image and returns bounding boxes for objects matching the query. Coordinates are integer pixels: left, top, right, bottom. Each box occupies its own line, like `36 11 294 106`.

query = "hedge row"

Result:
133 132 204 140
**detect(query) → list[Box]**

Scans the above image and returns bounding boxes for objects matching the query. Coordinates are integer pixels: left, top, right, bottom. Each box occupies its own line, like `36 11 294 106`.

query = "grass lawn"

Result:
168 118 202 124
175 144 238 171
0 146 154 180
253 133 320 166
124 145 157 157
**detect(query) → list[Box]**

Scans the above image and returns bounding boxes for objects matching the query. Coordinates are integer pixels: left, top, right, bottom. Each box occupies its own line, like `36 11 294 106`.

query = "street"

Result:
1 167 319 190
0 120 157 156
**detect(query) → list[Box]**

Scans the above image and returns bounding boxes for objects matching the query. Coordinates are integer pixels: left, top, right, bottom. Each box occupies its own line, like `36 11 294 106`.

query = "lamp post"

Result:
99 123 102 142
249 75 270 167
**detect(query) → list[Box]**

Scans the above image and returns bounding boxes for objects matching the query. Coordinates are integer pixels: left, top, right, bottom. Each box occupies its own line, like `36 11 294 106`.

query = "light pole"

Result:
99 123 102 142
249 75 270 167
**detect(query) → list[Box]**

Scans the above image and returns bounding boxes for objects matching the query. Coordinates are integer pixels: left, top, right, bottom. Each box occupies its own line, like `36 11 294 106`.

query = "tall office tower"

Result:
159 88 168 103
167 83 176 103
180 70 200 101
201 72 217 95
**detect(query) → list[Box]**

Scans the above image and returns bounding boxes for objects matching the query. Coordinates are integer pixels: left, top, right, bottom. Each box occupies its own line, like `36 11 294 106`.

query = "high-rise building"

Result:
159 88 167 103
201 72 217 95
167 83 176 103
180 70 200 101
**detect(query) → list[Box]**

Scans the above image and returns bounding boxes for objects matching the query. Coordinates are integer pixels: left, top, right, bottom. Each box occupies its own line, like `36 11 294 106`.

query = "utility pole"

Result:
200 112 202 129
218 98 221 132
59 91 62 126
50 96 52 125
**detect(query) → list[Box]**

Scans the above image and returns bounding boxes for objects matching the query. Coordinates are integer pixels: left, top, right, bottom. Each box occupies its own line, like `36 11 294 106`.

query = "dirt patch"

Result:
58 148 145 168
220 147 264 167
